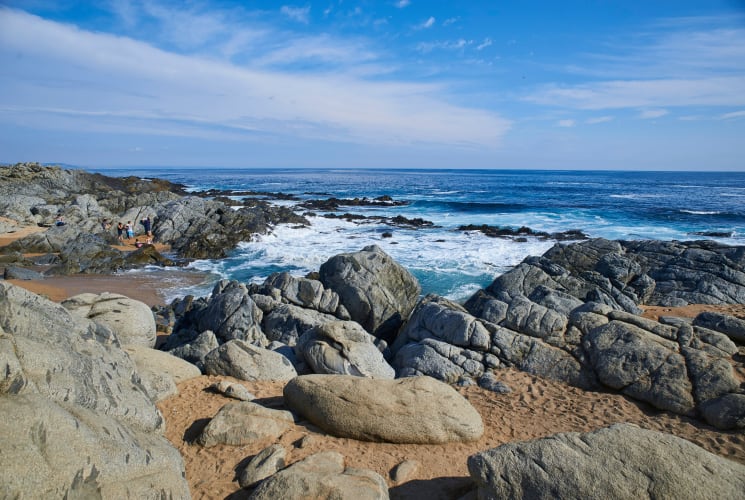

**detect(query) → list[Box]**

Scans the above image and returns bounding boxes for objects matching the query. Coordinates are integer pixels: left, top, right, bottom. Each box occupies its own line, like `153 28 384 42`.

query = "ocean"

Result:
92 168 745 303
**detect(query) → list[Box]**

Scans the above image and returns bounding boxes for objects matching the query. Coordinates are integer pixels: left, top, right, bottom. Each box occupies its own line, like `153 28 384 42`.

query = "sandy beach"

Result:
158 371 745 500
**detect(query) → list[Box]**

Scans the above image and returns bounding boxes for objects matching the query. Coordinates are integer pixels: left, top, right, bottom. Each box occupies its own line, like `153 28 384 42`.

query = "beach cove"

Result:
1 163 744 499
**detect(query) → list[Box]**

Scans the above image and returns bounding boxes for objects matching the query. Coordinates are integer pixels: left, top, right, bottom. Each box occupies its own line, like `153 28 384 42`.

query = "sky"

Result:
1 1 744 170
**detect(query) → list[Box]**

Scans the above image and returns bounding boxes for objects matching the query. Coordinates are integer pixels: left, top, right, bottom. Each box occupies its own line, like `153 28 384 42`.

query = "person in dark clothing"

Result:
141 216 152 237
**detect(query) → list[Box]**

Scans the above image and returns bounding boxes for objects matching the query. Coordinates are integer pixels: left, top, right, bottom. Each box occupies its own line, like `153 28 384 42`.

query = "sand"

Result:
158 372 745 500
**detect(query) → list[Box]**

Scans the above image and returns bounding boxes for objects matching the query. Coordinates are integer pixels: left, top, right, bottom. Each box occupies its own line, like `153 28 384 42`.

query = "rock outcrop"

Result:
467 423 745 499
197 401 295 447
202 340 298 381
320 245 421 341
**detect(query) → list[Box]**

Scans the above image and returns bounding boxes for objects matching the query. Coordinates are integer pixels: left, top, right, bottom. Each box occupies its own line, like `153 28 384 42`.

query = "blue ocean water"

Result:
94 168 745 302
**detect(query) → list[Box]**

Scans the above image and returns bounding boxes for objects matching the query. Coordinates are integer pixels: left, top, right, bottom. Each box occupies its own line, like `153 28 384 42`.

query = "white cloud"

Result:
419 16 435 29
416 39 473 53
639 109 669 119
0 8 510 148
395 0 411 8
586 116 613 124
719 110 745 120
557 119 576 127
476 38 492 51
280 5 310 24
443 17 458 27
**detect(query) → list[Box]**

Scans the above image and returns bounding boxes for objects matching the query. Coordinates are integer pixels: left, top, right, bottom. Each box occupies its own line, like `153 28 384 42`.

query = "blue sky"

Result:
1 1 744 170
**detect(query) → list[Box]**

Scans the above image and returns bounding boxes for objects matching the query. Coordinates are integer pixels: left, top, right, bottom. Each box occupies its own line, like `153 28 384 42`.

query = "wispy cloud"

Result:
443 17 458 27
280 5 310 24
476 38 492 51
639 109 668 119
719 110 745 120
0 8 510 148
557 119 575 127
418 16 435 29
586 116 613 124
394 0 410 8
416 39 472 53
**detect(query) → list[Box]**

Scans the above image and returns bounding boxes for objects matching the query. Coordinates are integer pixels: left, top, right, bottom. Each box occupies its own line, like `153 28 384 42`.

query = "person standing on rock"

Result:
141 216 152 237
117 222 124 243
126 221 134 240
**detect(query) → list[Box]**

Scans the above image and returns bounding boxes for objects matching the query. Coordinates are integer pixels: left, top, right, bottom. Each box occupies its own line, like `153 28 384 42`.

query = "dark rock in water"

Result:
124 244 174 267
300 196 408 211
689 231 733 238
320 245 421 341
467 423 745 499
3 266 44 280
458 224 588 241
381 232 393 238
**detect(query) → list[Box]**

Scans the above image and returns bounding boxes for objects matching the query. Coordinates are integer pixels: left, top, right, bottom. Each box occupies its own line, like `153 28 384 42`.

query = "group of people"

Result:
113 216 154 247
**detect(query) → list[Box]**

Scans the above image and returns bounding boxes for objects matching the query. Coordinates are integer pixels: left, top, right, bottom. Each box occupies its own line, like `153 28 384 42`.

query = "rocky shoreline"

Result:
1 163 744 498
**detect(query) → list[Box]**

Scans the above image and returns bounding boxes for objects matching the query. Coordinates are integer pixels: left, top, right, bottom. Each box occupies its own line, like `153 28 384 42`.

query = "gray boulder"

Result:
296 321 395 379
467 423 745 500
249 451 389 500
262 272 346 317
262 303 339 346
320 245 421 340
0 394 189 499
62 292 157 347
0 282 163 433
123 345 202 402
196 280 265 344
283 374 483 444
197 401 295 447
3 266 44 280
52 232 126 275
203 339 298 381
210 380 255 401
584 321 695 415
167 329 219 370
238 444 286 489
699 393 745 430
693 311 745 343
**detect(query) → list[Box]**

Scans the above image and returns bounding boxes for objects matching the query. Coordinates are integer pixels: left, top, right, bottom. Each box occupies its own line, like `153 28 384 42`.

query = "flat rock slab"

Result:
197 401 295 447
283 374 483 444
468 423 745 500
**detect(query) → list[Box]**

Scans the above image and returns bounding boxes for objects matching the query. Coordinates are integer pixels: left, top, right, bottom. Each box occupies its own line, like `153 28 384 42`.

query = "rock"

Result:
197 401 295 447
0 282 163 433
393 295 491 353
238 444 286 489
249 451 389 500
262 303 339 346
124 244 174 267
283 374 483 444
393 338 468 383
52 232 126 275
3 266 44 280
390 460 419 484
196 280 265 344
0 394 189 499
62 292 157 347
296 321 395 379
320 245 421 340
501 294 568 341
203 340 298 381
467 423 745 500
699 393 745 430
123 345 202 402
478 372 512 394
584 321 695 415
210 380 256 401
693 311 745 344
167 329 219 370
261 272 344 316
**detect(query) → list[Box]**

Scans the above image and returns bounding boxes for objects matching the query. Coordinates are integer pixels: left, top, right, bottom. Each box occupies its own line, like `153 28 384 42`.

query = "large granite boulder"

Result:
467 423 745 499
51 232 126 275
283 374 483 443
167 329 219 370
693 311 745 344
249 451 389 500
123 345 202 402
0 283 163 433
262 303 339 346
0 394 189 499
261 272 347 317
62 292 157 347
203 339 298 381
296 321 395 379
319 245 421 340
195 280 266 345
197 401 295 447
238 444 287 489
